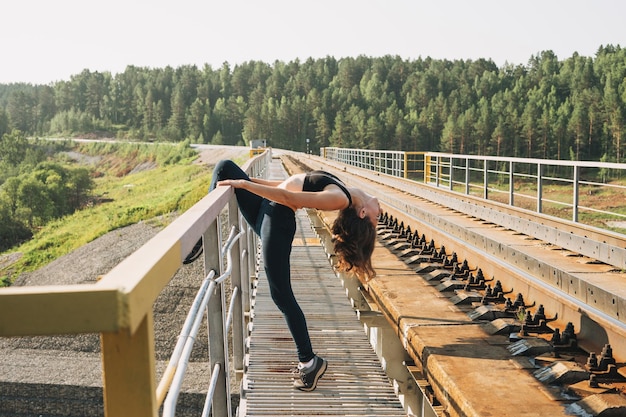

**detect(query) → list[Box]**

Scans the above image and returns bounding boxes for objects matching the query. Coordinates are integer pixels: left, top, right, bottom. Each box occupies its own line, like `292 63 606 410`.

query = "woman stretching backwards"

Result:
206 159 380 391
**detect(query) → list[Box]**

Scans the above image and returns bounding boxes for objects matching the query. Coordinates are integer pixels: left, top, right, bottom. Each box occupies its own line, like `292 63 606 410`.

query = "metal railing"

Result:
0 150 272 417
425 152 626 225
161 226 245 417
322 147 626 232
321 147 425 180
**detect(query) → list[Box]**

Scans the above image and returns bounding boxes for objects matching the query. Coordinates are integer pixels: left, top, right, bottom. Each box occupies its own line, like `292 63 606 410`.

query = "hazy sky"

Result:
2 0 624 84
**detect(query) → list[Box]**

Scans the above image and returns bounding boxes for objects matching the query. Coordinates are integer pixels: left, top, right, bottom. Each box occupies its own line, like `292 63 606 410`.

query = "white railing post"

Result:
483 158 489 199
464 157 470 195
204 218 230 417
449 156 454 191
509 160 514 206
573 164 580 223
537 163 543 214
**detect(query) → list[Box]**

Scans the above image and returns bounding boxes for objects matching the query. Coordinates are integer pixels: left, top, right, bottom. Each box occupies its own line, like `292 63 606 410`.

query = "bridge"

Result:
1 147 626 417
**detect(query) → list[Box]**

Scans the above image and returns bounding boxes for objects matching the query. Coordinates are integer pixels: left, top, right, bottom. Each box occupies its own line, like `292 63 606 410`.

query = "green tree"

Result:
1 176 21 216
17 177 53 227
0 200 31 252
603 74 625 162
441 114 460 153
0 130 28 166
187 98 208 141
474 97 492 154
167 88 186 140
7 90 34 133
0 107 9 138
552 99 571 160
459 106 477 154
67 167 94 210
521 88 541 158
568 96 587 160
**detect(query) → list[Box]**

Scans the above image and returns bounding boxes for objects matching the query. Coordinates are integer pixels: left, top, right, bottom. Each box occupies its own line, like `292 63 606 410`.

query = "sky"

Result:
2 0 625 85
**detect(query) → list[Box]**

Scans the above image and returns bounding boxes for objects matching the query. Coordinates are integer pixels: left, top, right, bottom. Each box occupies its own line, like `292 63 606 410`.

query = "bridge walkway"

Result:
238 159 405 417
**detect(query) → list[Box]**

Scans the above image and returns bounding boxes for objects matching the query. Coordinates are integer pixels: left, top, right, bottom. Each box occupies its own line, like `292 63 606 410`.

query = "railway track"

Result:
281 152 626 416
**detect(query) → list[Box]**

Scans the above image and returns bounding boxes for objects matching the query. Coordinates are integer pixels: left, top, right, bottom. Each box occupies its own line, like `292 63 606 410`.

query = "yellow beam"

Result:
98 187 232 334
101 313 157 417
0 285 119 336
0 187 233 338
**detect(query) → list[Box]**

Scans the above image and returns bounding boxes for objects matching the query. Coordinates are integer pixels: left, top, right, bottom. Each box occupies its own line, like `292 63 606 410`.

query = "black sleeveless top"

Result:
302 171 352 206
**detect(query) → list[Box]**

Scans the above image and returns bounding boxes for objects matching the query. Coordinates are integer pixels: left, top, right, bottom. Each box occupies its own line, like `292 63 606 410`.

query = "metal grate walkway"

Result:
239 160 405 417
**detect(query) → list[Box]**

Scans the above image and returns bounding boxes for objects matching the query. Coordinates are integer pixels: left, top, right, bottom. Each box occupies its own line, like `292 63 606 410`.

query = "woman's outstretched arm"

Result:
217 179 349 212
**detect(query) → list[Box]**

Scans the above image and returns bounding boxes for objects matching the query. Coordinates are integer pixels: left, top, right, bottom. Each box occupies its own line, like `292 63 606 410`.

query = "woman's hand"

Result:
217 179 247 188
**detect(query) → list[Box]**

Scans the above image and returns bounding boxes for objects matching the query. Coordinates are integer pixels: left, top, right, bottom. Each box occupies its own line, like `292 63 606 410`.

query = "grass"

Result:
2 164 211 282
0 142 225 285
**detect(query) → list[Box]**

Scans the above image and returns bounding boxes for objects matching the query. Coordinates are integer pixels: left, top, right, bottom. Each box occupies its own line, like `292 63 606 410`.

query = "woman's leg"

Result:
210 161 315 361
210 160 264 234
260 201 314 363
185 160 263 264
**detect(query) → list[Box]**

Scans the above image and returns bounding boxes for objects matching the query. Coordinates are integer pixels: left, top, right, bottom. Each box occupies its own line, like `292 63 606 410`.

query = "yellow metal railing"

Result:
321 147 426 181
249 147 267 158
0 151 271 417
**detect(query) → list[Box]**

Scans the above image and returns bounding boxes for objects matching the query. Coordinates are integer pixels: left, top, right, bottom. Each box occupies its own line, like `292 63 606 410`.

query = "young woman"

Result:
201 159 381 391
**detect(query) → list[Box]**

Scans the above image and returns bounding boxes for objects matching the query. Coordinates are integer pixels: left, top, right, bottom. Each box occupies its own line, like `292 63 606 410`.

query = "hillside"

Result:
0 145 250 416
12 143 249 287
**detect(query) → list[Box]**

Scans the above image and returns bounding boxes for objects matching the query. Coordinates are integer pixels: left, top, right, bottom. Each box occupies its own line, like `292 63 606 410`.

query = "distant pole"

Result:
306 138 310 155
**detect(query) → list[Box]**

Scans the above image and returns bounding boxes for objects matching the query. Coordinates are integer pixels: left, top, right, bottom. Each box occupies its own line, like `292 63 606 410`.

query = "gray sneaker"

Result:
293 355 327 391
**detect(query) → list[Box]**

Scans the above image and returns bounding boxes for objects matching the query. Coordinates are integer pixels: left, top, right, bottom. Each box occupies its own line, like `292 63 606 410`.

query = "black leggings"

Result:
211 160 314 362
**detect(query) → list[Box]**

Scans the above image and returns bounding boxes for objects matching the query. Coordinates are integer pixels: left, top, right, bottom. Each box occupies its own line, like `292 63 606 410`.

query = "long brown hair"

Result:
331 206 377 279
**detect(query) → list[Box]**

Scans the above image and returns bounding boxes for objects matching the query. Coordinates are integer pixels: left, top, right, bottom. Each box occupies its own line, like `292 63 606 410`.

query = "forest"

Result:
0 45 625 162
